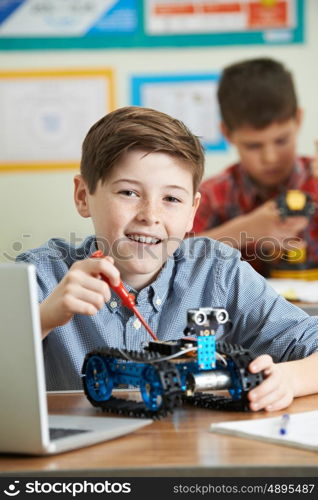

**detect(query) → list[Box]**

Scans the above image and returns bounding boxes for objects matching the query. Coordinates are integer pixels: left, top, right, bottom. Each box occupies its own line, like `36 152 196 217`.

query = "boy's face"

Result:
75 150 200 290
222 113 302 190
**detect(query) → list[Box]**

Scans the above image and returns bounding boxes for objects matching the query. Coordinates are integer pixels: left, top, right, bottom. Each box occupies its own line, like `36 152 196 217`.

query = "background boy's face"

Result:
222 114 301 189
75 150 200 290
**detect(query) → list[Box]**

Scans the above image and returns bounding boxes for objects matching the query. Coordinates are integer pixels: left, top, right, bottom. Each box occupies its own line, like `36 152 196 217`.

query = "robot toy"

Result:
81 307 264 418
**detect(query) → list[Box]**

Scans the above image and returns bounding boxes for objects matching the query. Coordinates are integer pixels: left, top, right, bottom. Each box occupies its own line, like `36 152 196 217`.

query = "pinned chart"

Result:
0 68 115 171
131 73 227 152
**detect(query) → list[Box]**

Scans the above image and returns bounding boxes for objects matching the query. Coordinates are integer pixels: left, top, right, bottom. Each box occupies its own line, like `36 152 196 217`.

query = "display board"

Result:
131 73 227 152
0 68 115 171
0 0 304 50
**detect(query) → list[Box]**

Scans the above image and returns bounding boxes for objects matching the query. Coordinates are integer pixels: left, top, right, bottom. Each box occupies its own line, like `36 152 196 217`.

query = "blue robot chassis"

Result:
81 308 264 418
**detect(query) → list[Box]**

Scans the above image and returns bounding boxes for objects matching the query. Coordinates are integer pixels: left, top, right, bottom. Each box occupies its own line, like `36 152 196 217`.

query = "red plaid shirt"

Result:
193 157 318 276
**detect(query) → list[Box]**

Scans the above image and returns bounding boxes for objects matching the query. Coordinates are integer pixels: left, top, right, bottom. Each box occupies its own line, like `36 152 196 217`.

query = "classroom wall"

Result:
0 0 317 262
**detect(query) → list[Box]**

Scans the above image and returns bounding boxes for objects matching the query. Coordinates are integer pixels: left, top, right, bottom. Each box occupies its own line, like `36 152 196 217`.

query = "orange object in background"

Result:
248 1 288 29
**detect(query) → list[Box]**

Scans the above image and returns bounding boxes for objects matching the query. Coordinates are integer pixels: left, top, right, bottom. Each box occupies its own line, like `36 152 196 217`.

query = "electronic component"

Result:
270 190 318 280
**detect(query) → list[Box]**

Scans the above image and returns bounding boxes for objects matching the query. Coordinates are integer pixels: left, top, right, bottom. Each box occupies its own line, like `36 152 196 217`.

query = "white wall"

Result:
1 0 317 262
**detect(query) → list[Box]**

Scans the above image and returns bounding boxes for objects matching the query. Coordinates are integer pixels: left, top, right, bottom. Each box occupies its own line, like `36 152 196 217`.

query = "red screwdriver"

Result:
91 250 158 341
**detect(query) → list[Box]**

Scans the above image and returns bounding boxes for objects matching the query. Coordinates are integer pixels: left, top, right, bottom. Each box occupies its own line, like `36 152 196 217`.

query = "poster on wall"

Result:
0 0 304 49
131 74 227 152
0 0 138 37
0 68 115 171
145 0 299 43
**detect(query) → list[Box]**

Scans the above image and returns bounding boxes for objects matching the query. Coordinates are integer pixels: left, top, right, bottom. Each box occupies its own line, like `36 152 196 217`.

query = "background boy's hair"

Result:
217 57 298 131
81 106 205 195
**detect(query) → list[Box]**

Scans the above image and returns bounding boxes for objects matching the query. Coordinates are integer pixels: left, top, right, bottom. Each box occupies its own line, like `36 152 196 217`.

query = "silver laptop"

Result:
0 263 152 455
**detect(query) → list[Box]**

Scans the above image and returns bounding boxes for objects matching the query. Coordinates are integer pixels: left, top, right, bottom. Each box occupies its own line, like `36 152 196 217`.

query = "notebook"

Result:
0 263 152 455
210 411 318 452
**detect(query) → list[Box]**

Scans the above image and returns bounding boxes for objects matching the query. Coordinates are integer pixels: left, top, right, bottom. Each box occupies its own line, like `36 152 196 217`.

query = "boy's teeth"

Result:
128 234 160 244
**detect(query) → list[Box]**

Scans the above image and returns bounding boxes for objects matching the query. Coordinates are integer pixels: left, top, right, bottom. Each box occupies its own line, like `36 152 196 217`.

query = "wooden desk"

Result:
1 391 318 477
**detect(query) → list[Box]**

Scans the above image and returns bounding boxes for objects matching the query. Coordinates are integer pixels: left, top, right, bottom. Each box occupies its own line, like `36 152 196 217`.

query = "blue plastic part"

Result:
227 359 243 401
174 361 198 392
139 365 164 411
197 336 216 370
85 356 167 411
84 355 113 402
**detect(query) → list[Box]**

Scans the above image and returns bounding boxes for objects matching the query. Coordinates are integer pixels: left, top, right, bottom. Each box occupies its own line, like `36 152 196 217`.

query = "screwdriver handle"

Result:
91 250 136 310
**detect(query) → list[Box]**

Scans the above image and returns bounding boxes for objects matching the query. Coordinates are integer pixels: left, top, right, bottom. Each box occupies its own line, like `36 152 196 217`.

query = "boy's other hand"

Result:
247 355 294 412
311 140 318 178
39 257 120 338
245 200 308 249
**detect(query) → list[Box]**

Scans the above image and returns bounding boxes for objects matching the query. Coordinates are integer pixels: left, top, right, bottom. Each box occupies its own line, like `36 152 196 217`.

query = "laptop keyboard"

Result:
49 427 90 440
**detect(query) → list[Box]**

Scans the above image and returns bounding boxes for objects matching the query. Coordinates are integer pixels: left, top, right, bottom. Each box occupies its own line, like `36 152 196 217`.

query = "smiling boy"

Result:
193 58 318 276
17 106 318 412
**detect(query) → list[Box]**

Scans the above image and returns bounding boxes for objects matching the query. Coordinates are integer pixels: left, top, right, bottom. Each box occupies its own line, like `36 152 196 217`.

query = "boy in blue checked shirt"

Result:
17 106 318 412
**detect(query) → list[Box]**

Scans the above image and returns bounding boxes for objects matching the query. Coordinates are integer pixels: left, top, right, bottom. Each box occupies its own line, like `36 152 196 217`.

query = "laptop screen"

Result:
0 263 50 453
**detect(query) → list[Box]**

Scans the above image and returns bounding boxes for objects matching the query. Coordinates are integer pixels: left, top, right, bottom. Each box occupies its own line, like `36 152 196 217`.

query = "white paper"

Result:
267 279 318 303
211 411 318 452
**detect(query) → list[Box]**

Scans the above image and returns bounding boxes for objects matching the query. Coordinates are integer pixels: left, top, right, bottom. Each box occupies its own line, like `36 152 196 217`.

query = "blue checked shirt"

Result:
17 236 318 390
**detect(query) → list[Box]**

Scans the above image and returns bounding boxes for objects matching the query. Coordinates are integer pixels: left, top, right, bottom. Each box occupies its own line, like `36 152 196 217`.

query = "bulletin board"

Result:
0 68 115 172
131 73 227 152
0 0 304 50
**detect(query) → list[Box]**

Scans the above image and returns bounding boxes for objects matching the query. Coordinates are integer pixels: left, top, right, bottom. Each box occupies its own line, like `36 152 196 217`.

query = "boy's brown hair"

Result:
217 58 298 131
81 106 205 195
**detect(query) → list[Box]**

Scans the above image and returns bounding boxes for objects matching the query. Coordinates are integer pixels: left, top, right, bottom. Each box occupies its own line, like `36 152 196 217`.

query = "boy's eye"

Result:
275 137 288 146
164 196 181 203
119 190 138 197
245 144 261 151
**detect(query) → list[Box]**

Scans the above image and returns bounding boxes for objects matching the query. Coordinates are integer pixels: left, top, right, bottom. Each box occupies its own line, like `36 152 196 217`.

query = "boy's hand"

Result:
40 256 120 338
245 200 308 249
311 140 318 178
247 355 295 412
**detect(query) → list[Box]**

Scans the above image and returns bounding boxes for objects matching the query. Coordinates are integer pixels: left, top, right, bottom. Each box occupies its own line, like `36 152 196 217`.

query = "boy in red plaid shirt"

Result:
193 58 318 276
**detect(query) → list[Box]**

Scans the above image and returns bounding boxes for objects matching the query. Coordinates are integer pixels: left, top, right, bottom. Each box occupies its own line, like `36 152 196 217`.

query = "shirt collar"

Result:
84 234 175 313
285 157 308 188
239 159 305 204
143 255 175 311
87 236 99 257
126 256 175 312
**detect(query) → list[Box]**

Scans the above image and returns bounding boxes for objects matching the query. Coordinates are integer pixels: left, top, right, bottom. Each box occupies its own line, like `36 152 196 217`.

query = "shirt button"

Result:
156 298 162 306
110 301 117 309
133 319 141 329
